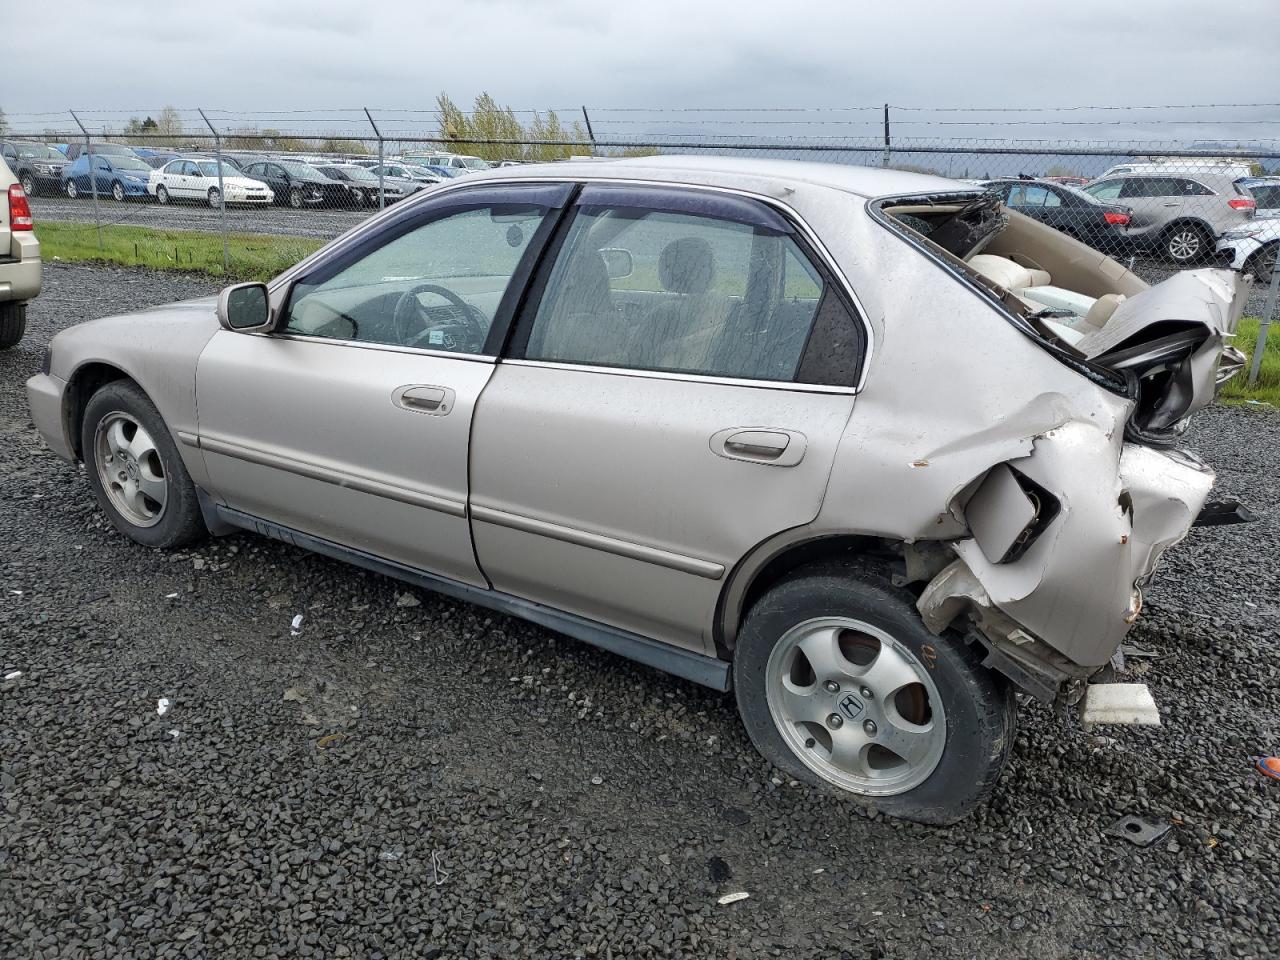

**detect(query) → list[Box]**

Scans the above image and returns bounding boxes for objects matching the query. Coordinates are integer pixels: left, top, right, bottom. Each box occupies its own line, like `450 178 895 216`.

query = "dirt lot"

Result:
2 263 1278 959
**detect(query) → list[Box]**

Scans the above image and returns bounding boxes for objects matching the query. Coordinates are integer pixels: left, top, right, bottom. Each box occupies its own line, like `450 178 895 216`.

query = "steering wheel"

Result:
391 283 486 350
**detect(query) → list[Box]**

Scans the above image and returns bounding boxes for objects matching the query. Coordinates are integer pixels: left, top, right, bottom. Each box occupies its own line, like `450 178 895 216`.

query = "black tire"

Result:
289 188 303 209
65 179 79 199
1244 242 1278 281
0 303 26 350
80 380 206 549
208 187 222 209
19 172 36 197
1162 222 1211 264
733 561 1016 825
156 185 170 205
111 180 125 203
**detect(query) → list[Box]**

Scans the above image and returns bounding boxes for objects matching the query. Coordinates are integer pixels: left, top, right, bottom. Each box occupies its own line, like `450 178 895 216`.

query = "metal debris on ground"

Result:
4 670 23 681
156 698 172 717
431 850 449 886
1105 814 1172 847
316 733 346 749
282 687 307 703
290 614 303 636
717 892 750 906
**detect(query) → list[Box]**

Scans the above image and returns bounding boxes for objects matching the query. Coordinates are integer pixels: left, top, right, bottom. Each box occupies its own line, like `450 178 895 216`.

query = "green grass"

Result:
1222 317 1280 408
37 221 323 282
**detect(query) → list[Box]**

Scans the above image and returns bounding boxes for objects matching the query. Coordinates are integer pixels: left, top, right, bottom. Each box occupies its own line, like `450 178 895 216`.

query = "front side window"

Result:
524 203 831 382
283 200 553 355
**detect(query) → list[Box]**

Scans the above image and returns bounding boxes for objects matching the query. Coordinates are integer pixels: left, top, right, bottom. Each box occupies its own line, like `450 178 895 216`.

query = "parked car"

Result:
148 158 274 207
0 140 68 197
1237 176 1280 213
1098 159 1255 179
61 153 155 201
1216 216 1280 278
983 178 1132 251
0 157 40 349
239 159 349 208
402 152 490 173
1041 175 1089 187
315 164 409 206
421 164 463 180
26 158 1247 823
1081 172 1256 263
61 141 141 163
354 161 443 185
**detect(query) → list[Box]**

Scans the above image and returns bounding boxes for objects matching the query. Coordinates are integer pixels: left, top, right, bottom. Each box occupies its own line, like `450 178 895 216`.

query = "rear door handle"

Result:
393 384 454 416
710 428 807 467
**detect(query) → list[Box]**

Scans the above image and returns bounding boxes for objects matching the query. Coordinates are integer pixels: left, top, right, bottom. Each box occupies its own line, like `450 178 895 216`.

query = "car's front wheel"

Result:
208 187 222 208
81 381 206 549
288 188 303 209
20 172 36 197
1245 242 1278 280
156 185 170 205
111 180 125 202
734 562 1015 824
65 179 79 199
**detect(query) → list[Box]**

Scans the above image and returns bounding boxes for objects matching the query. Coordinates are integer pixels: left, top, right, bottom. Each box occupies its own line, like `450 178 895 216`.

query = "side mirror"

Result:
599 248 633 281
217 282 273 333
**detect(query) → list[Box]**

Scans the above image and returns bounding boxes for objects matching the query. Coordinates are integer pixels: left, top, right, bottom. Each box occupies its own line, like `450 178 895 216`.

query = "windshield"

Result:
16 144 64 161
196 160 241 178
334 166 377 182
277 161 318 177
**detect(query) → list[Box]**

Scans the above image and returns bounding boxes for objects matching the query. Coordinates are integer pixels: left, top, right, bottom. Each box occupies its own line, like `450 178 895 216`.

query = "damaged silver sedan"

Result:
26 157 1250 823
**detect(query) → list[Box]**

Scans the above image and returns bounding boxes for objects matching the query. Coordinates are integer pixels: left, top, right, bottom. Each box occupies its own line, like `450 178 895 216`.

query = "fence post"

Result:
69 110 103 250
365 108 384 210
582 106 596 157
882 103 891 168
1249 254 1280 385
197 109 229 273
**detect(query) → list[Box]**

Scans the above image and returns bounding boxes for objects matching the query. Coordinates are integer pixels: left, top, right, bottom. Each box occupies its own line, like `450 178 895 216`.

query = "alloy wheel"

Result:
1167 228 1203 262
66 180 78 198
112 181 125 202
764 617 946 796
94 412 168 528
20 174 35 196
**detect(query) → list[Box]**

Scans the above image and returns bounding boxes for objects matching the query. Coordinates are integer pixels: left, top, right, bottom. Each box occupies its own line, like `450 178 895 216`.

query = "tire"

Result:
19 172 36 197
733 561 1016 825
66 179 79 199
0 303 26 350
111 180 125 202
1162 222 1211 264
156 185 170 205
1244 242 1278 281
289 188 303 209
208 187 222 209
81 381 206 549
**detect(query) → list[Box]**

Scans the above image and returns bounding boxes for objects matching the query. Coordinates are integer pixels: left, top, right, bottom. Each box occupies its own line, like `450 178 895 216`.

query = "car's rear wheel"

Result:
20 173 36 197
111 180 125 202
156 185 170 205
289 188 303 209
1245 242 1278 280
81 381 205 549
0 303 26 350
65 179 79 199
733 562 1015 824
208 187 222 209
1163 223 1211 264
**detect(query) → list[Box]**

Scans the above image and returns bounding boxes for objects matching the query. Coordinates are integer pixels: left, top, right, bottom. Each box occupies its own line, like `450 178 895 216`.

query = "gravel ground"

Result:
2 263 1278 959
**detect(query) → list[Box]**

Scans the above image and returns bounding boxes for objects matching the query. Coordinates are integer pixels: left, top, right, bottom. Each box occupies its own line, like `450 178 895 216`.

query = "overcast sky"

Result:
5 0 1279 142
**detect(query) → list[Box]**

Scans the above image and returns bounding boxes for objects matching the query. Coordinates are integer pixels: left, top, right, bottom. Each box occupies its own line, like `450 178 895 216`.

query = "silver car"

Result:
26 157 1248 823
1082 171 1257 263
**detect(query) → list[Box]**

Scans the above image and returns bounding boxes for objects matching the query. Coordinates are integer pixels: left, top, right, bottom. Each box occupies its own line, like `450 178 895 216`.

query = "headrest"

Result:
968 254 1051 291
659 237 715 295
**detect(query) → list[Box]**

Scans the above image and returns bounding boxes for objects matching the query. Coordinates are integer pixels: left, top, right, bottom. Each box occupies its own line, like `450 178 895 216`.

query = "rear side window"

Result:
1175 178 1214 196
1085 180 1123 200
523 203 847 384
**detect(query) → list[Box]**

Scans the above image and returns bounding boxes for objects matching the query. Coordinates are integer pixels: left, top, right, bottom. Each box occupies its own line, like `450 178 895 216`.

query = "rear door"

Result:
469 183 863 654
1118 176 1181 241
195 182 572 584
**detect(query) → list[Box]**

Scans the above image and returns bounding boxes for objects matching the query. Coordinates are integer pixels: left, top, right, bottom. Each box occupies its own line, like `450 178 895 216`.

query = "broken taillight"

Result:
1104 211 1131 226
1227 197 1256 211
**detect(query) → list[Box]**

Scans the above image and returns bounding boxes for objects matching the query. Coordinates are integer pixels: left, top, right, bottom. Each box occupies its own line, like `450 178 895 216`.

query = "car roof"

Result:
465 154 969 200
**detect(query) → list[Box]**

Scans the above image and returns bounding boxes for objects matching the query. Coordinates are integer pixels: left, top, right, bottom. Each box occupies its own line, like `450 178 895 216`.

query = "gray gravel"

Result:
2 262 1278 959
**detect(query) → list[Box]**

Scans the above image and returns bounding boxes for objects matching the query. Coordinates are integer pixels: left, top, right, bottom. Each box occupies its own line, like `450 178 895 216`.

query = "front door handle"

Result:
393 384 454 416
710 427 807 467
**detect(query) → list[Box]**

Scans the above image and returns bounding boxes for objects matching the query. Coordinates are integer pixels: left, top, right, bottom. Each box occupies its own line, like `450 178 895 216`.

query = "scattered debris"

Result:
590 775 604 786
4 670 23 681
168 729 181 739
290 614 304 636
717 892 750 906
720 807 751 827
1117 643 1165 660
813 868 826 875
282 687 307 703
1080 683 1161 728
156 698 172 717
379 846 404 862
164 592 179 600
431 850 449 886
9 590 24 596
708 857 732 883
84 590 110 603
1256 757 1280 781
395 592 421 609
316 733 346 749
192 558 206 571
1105 814 1172 847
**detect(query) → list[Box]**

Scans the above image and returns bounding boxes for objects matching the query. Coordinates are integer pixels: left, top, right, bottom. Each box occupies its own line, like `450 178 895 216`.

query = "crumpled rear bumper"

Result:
918 424 1214 678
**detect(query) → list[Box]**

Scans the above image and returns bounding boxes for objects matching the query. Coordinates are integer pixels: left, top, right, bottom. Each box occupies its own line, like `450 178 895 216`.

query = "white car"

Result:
1216 215 1280 278
148 158 274 207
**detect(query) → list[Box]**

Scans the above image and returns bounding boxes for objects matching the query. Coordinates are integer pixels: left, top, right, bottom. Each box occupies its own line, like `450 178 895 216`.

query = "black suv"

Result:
0 141 68 197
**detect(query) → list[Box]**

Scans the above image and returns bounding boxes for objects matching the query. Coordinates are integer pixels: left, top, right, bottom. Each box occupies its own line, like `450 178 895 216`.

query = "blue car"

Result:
61 152 155 201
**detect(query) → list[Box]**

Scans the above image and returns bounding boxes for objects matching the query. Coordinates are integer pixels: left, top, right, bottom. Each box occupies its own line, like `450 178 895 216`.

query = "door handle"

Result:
710 428 807 467
393 384 454 416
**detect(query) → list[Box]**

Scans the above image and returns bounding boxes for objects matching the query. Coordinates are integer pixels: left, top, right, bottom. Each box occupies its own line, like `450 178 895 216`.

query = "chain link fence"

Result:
2 105 1278 380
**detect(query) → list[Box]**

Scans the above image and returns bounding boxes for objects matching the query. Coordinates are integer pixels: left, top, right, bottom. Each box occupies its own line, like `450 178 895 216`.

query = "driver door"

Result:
194 183 572 585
